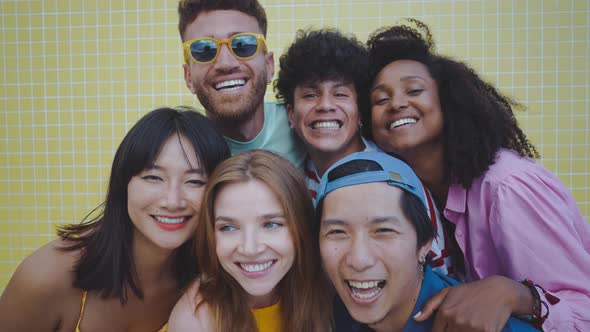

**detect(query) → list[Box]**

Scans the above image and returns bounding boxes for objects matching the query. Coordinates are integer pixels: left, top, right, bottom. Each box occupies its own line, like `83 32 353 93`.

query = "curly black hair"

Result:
274 28 370 111
366 19 539 188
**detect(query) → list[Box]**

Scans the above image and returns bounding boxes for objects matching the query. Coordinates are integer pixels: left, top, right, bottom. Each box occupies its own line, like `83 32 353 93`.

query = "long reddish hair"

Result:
194 150 332 331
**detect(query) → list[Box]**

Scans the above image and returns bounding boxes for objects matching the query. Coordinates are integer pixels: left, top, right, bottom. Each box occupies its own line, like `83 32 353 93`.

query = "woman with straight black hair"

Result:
0 107 230 331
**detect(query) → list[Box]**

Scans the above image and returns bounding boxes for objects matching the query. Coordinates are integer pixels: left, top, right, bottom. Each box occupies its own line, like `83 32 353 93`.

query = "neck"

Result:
310 136 365 177
400 143 448 204
248 290 279 309
370 274 423 332
132 235 177 289
207 104 265 142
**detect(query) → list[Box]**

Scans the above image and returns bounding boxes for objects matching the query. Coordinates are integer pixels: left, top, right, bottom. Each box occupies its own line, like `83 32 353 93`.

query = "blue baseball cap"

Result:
315 151 428 211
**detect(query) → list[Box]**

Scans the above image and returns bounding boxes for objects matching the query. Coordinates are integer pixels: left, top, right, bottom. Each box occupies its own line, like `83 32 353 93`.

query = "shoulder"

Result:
9 238 78 294
481 149 539 182
264 101 285 113
167 280 214 331
471 149 559 193
0 239 81 329
361 137 382 152
263 101 289 125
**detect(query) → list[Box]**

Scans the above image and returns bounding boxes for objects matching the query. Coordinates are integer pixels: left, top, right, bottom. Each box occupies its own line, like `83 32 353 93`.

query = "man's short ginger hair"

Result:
177 0 268 40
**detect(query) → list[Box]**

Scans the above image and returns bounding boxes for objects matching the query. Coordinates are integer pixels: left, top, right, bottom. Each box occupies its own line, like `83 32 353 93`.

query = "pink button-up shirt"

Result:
444 149 590 331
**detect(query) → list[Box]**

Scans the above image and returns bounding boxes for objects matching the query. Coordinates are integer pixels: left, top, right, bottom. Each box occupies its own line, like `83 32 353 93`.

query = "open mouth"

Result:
238 260 276 273
311 120 342 130
215 79 246 92
346 279 386 300
389 117 417 130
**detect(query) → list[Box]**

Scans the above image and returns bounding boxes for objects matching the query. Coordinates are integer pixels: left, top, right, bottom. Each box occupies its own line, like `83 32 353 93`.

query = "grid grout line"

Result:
0 0 588 291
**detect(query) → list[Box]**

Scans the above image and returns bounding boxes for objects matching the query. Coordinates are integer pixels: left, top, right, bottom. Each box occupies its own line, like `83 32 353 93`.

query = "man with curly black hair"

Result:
177 0 305 168
274 29 378 201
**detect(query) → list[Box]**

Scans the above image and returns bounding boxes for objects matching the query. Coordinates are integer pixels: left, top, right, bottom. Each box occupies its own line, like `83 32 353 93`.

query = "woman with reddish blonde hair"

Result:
168 150 332 332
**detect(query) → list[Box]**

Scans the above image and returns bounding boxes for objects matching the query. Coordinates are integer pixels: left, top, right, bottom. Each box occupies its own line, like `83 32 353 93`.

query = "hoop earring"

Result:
418 255 426 273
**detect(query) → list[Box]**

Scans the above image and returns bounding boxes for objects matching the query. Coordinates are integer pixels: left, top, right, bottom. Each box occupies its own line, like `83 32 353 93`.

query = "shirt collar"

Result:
445 182 467 214
403 266 454 332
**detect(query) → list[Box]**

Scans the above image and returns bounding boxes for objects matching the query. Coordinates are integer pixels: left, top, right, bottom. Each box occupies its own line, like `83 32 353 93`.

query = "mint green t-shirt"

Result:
224 101 306 169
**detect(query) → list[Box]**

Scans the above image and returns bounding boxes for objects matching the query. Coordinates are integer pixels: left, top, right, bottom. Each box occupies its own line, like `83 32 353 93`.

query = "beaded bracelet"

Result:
517 279 558 329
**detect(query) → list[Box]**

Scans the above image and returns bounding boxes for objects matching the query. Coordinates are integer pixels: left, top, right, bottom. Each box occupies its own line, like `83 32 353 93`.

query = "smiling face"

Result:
182 10 274 123
127 135 205 252
214 179 295 307
320 182 431 330
370 60 444 158
288 79 364 160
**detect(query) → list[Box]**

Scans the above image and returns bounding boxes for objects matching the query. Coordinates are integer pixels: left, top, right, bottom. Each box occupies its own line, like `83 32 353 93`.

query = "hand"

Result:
414 275 532 332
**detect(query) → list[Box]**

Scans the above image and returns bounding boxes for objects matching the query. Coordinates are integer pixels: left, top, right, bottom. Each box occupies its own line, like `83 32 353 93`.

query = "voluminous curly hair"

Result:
366 19 539 188
177 0 267 40
274 28 369 110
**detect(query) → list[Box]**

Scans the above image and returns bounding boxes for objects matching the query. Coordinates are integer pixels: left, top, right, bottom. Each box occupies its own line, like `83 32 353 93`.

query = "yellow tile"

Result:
572 160 587 174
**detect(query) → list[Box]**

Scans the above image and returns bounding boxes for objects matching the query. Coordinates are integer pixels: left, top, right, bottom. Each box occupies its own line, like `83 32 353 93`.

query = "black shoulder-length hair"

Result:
57 107 230 303
365 19 539 188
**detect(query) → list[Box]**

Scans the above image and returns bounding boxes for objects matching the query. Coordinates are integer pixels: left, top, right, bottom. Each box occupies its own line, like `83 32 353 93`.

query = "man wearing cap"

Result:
316 151 539 332
177 0 305 168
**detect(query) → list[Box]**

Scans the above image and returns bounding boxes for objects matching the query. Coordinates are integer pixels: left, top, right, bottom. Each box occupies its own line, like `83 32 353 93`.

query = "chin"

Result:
349 308 387 326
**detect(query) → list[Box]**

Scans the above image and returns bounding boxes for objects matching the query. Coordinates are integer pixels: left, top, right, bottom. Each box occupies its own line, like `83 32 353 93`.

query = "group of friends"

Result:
0 1 589 331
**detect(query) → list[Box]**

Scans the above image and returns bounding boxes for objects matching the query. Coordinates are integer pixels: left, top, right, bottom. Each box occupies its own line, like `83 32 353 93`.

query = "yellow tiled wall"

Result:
1 0 588 291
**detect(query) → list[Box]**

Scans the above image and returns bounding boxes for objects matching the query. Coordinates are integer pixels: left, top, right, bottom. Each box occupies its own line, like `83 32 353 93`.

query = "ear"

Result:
418 238 433 263
286 104 295 129
265 51 275 84
183 63 196 94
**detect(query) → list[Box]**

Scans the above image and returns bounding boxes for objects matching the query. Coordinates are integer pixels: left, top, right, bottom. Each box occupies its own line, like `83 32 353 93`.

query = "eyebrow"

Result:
371 76 426 92
301 80 352 89
261 213 286 219
146 164 205 175
400 75 426 82
321 216 402 226
371 216 402 226
215 213 285 223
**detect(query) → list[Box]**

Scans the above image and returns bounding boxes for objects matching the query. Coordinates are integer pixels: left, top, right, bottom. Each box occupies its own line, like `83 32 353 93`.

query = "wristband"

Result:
518 278 552 329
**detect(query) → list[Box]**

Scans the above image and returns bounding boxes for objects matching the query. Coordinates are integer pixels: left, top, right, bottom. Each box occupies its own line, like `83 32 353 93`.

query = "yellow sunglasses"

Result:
183 33 268 64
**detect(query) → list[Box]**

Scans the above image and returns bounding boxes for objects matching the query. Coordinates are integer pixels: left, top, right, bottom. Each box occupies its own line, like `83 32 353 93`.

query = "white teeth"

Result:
215 79 245 91
154 216 187 224
351 288 381 299
240 260 274 272
313 121 340 129
347 280 385 300
390 118 417 129
348 280 381 289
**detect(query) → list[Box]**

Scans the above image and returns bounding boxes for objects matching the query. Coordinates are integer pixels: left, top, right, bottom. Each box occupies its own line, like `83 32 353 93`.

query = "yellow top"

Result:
75 291 167 332
252 302 282 332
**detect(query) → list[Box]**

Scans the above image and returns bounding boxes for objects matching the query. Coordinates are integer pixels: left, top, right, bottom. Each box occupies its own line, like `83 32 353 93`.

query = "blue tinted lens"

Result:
190 39 218 62
231 35 259 58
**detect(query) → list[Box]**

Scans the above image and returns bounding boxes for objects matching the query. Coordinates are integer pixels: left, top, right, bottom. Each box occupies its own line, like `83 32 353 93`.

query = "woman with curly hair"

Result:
365 19 590 331
168 150 332 332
